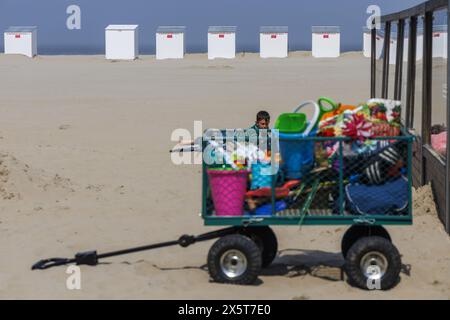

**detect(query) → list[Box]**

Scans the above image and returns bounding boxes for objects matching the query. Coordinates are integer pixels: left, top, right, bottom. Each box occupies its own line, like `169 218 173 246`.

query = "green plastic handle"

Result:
292 100 320 135
318 97 339 113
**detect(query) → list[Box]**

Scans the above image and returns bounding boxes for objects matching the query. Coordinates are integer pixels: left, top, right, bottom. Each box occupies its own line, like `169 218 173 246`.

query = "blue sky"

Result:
0 0 426 54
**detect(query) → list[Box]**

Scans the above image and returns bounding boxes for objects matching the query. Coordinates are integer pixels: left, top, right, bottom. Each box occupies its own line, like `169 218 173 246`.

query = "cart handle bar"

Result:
31 227 239 270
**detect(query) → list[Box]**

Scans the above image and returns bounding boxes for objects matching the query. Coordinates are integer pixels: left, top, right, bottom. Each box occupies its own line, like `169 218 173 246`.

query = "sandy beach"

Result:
0 52 449 299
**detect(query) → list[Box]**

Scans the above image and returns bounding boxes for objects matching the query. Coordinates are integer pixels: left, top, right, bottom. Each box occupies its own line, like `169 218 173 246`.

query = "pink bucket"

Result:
207 169 249 216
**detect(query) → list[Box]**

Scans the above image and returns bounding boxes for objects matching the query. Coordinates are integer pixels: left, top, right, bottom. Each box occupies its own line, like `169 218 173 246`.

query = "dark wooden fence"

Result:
371 0 450 234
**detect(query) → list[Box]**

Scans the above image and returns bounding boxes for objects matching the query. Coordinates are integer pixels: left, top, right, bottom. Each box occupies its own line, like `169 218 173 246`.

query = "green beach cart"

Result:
199 128 414 290
32 128 414 291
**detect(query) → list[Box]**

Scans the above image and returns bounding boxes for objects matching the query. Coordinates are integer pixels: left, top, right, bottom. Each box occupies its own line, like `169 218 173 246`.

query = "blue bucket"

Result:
276 101 320 180
279 129 316 179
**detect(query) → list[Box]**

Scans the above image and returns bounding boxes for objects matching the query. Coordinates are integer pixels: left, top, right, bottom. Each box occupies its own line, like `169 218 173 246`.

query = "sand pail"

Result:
276 101 321 179
207 169 249 216
279 131 316 179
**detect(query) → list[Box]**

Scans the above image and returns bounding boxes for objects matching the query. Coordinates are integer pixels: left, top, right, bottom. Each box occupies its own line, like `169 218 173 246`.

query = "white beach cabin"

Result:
367 29 418 64
363 27 384 59
417 28 424 61
403 28 424 62
312 26 340 58
208 26 237 60
363 27 371 58
433 25 447 58
105 25 139 60
156 26 186 60
259 26 288 58
389 32 397 65
4 26 37 58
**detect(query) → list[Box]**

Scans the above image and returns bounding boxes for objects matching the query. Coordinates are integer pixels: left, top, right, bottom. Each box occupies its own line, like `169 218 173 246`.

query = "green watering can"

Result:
275 97 338 134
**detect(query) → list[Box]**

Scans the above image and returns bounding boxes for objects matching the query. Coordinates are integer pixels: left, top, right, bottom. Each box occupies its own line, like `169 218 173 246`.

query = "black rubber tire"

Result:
238 227 278 268
207 234 262 285
341 226 392 259
344 236 401 290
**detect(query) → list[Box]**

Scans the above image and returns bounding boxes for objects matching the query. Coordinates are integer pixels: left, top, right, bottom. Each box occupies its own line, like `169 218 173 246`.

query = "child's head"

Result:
256 111 270 129
431 124 447 135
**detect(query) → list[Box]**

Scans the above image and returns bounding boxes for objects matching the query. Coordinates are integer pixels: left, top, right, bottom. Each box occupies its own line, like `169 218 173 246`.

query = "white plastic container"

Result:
259 26 288 58
208 26 236 60
4 26 37 58
156 26 186 60
312 26 340 58
105 25 139 60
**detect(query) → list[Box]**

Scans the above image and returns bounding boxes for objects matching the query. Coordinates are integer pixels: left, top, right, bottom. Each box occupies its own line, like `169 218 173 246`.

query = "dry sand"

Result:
0 52 449 299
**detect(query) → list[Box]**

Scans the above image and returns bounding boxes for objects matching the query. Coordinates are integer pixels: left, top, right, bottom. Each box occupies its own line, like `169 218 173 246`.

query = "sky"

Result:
0 0 427 54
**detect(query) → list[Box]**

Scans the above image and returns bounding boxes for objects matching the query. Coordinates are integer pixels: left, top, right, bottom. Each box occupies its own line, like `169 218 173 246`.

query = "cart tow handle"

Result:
31 227 238 270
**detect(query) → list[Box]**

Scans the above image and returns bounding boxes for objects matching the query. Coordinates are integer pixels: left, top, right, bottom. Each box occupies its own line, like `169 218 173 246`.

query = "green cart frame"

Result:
202 129 414 227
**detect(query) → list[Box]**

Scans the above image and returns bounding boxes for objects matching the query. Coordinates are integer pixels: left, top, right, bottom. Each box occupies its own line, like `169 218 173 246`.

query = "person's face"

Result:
257 119 270 129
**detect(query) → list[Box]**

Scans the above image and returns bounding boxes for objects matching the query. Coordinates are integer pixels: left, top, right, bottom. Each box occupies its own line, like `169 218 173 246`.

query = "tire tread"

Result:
207 234 262 285
345 236 401 290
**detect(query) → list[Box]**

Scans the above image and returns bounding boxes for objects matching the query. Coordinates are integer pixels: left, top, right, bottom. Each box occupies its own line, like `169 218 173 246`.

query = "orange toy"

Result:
321 104 357 122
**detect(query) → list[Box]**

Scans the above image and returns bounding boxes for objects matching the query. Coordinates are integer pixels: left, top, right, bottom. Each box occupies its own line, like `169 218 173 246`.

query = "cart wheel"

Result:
344 236 401 290
207 234 262 285
341 225 391 258
238 227 278 268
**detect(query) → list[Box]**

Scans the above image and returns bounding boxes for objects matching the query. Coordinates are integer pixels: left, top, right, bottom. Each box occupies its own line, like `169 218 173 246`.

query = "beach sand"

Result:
0 52 449 299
